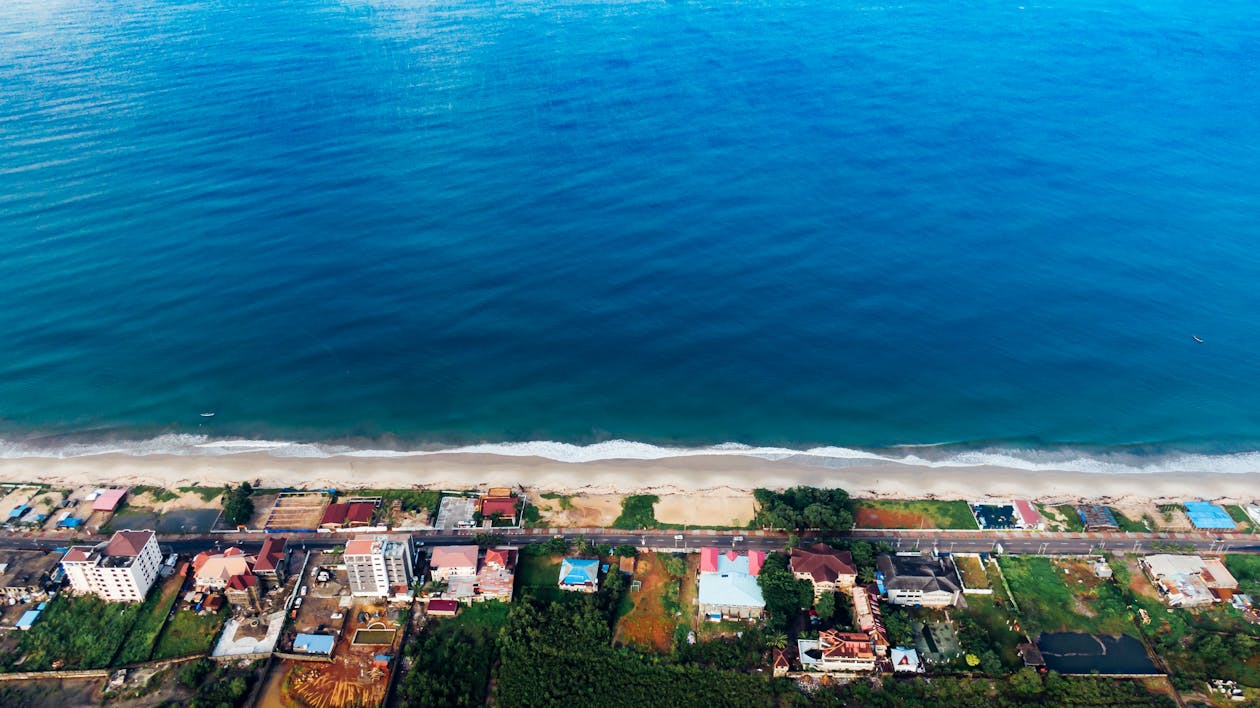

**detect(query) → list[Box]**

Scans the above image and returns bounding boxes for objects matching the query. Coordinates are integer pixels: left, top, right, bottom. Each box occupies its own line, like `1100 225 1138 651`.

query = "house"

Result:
698 548 765 620
790 544 857 596
1013 500 1044 530
558 558 600 593
16 609 41 630
1140 554 1238 606
253 536 288 583
1076 505 1119 532
427 599 460 617
799 630 877 672
876 554 961 608
618 555 636 575
92 488 127 514
851 585 888 655
474 548 516 602
890 646 923 673
478 496 518 525
428 545 479 582
319 502 376 530
0 550 63 601
345 535 416 599
193 547 259 610
60 530 161 603
293 633 335 656
771 648 791 677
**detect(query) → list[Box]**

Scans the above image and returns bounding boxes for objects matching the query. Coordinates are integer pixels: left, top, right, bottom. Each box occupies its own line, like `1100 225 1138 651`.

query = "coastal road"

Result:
2 527 1258 557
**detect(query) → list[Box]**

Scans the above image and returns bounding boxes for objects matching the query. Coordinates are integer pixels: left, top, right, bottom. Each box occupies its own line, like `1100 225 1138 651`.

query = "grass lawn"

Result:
1226 555 1260 596
1225 505 1256 532
177 485 224 502
1111 509 1151 532
1054 505 1086 532
4 596 140 671
115 574 184 664
954 555 990 589
152 607 228 660
852 500 978 530
131 485 178 503
449 600 511 630
958 593 1023 668
517 553 564 601
612 495 661 529
999 556 1134 636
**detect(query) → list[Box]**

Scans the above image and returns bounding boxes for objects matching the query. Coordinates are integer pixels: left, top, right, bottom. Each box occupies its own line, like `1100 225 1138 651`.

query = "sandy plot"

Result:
130 489 222 514
1111 499 1193 531
653 494 754 527
0 487 38 519
532 494 623 527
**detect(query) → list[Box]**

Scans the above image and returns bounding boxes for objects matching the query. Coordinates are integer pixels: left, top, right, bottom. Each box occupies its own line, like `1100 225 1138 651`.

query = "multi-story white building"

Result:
60 530 161 603
345 535 416 598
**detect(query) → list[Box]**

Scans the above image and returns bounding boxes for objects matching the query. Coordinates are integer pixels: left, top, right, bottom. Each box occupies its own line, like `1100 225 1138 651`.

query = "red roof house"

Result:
479 497 518 520
92 488 127 513
1014 500 1044 529
254 537 287 575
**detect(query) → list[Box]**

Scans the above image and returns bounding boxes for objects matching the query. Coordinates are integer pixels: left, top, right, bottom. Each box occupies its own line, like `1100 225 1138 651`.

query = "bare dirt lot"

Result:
654 494 754 527
531 493 623 527
615 553 677 652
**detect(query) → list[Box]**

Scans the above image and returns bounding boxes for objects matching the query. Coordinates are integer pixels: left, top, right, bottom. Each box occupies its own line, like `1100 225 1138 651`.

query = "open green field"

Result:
998 556 1134 636
1111 509 1151 532
954 555 990 589
1225 505 1256 532
612 495 661 529
448 599 511 630
517 554 564 601
1226 555 1260 596
852 499 978 529
152 607 228 660
3 596 140 671
115 574 184 664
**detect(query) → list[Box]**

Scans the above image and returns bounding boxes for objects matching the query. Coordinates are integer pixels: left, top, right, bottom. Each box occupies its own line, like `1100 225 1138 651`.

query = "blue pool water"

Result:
2 0 1259 468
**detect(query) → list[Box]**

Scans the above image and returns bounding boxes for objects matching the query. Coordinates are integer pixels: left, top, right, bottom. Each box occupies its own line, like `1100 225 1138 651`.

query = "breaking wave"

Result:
0 434 1258 474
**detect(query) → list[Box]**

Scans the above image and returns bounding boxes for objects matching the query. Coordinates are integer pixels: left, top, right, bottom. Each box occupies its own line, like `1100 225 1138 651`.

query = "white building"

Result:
345 535 416 598
60 530 161 603
428 545 479 582
876 554 961 608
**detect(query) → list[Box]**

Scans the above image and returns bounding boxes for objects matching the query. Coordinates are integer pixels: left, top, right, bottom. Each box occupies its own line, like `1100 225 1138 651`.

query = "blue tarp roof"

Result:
8 506 29 519
559 558 599 586
16 610 40 628
58 517 83 528
1185 502 1236 529
294 633 335 655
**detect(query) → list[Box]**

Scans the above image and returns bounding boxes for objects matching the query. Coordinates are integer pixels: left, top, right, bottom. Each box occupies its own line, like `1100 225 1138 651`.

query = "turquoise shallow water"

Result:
2 0 1260 469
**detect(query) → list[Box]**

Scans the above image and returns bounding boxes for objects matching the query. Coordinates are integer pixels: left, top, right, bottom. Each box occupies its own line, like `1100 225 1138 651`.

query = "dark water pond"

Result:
1037 632 1157 675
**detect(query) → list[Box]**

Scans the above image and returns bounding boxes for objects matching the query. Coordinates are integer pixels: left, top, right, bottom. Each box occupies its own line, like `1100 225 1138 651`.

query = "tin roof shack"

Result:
1185 502 1238 531
1077 505 1119 532
92 488 127 513
1140 554 1238 607
0 550 63 601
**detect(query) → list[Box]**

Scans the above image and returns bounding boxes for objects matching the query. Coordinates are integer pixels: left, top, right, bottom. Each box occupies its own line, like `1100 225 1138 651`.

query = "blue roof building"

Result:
1185 502 1236 530
16 610 40 630
558 558 600 593
293 633 335 655
58 517 83 529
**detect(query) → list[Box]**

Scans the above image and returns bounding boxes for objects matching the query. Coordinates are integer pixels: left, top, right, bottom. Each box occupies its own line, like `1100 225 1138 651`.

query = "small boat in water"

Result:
1193 336 1204 343
200 412 216 417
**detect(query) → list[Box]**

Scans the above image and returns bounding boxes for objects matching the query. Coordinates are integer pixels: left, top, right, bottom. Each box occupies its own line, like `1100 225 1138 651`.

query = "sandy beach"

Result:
1 452 1258 508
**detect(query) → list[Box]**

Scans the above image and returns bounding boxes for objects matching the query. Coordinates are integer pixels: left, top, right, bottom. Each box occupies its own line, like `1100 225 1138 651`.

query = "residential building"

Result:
799 630 877 672
0 550 63 601
253 536 288 583
771 648 791 677
293 633 335 656
427 599 460 616
698 548 765 620
890 646 923 673
60 530 161 603
1140 554 1238 607
91 488 127 514
558 558 600 593
1013 500 1044 529
478 496 518 525
193 547 259 610
474 548 516 602
428 545 479 582
320 502 376 530
876 554 961 608
851 585 888 656
345 535 416 598
790 543 857 596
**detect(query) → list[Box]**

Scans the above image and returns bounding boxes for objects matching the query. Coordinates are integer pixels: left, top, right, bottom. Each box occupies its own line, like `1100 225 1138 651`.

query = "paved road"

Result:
3 527 1257 557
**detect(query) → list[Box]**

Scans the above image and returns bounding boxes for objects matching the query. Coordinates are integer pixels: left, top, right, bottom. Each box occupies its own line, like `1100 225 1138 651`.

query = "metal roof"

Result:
293 633 335 655
1185 502 1236 530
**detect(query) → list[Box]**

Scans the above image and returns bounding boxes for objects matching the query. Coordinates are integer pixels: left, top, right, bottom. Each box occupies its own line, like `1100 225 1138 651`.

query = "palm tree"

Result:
766 631 789 650
858 567 877 585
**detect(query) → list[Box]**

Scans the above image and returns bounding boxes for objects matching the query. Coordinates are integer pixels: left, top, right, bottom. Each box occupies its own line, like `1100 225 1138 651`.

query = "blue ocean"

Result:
2 0 1259 471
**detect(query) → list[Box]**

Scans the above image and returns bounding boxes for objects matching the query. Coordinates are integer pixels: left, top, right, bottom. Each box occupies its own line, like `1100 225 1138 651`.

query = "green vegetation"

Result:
852 499 978 530
116 577 183 664
1055 504 1085 532
398 606 499 707
1226 554 1260 597
1156 504 1180 522
2 596 139 671
612 494 661 529
824 671 1176 707
753 486 854 531
378 488 442 516
152 607 228 660
756 552 812 630
517 553 565 602
1111 509 1150 532
999 556 1134 636
540 492 575 510
521 502 543 526
221 482 254 527
1225 504 1255 532
130 485 178 503
177 658 259 708
955 555 990 589
177 485 224 502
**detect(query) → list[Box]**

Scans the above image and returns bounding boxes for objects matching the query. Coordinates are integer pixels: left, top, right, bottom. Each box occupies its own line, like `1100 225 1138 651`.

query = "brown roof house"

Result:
791 544 858 597
253 536 287 583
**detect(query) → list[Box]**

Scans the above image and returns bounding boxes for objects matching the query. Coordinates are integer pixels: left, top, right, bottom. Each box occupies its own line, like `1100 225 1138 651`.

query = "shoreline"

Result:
0 451 1258 506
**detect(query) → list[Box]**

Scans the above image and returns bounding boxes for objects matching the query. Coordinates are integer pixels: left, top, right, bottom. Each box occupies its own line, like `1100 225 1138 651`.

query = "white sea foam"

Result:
0 434 1257 474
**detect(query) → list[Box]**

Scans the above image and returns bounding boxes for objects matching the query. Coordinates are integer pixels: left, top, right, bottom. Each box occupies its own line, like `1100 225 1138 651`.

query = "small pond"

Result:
1036 632 1157 675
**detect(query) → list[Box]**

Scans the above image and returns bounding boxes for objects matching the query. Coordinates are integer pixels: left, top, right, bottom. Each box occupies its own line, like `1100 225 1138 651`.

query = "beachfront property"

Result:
262 492 330 533
60 529 161 602
875 554 961 608
253 536 288 583
558 557 601 593
193 547 260 610
345 535 416 599
1184 501 1238 531
1140 554 1239 607
428 545 479 582
790 543 857 597
971 504 1019 530
320 500 377 530
698 548 766 620
0 550 63 601
443 547 518 603
1013 500 1044 529
799 630 877 673
1076 505 1120 532
90 488 127 514
478 490 520 526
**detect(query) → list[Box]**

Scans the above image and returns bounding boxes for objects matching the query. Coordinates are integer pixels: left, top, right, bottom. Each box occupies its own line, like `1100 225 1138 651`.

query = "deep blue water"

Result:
2 0 1260 464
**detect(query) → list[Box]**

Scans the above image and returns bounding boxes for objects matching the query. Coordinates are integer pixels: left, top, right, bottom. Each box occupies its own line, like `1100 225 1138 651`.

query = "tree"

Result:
595 543 612 557
766 631 788 650
614 545 638 558
849 541 873 567
753 487 854 532
858 567 876 585
1009 666 1043 697
815 592 836 622
222 482 254 527
474 532 504 548
758 553 811 630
